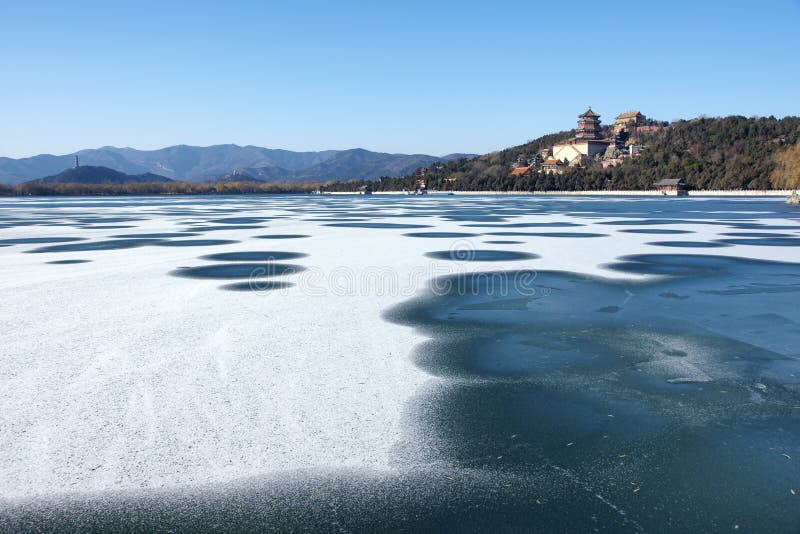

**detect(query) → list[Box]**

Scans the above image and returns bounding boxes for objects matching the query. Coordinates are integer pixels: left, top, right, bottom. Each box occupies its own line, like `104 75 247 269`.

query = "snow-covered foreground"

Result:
0 195 797 501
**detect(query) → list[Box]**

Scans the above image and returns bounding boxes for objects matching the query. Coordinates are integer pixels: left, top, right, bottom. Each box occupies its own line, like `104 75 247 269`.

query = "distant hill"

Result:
0 145 476 185
31 166 173 185
224 148 469 183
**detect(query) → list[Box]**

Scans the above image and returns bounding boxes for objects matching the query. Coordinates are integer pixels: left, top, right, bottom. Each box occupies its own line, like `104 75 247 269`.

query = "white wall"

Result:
553 143 584 163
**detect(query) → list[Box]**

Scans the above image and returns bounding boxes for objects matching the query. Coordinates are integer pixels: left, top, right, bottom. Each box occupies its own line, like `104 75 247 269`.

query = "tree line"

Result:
0 180 323 196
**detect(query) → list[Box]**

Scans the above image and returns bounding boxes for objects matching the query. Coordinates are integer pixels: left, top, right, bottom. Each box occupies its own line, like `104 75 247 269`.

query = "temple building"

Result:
540 157 565 174
576 107 603 140
552 107 611 165
614 111 646 134
654 178 688 195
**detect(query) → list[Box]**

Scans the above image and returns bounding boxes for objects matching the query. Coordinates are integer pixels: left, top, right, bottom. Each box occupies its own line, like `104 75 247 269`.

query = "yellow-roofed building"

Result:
614 111 646 133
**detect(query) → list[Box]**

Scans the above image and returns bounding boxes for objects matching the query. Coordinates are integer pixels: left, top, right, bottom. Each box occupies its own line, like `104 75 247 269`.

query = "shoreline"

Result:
332 189 795 197
1 189 793 198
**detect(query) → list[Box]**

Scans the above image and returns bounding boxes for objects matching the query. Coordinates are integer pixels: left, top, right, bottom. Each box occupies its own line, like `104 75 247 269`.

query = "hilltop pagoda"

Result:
576 107 603 140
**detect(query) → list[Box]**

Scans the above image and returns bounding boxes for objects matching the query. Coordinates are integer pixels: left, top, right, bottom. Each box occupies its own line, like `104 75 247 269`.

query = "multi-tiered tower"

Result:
575 107 603 140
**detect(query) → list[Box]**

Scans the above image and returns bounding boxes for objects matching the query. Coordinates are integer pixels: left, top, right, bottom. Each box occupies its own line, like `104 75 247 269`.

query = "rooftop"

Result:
616 111 643 120
510 166 531 176
580 107 600 118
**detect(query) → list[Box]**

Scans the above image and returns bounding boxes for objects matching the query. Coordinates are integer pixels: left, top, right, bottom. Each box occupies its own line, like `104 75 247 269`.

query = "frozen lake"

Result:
2 194 800 531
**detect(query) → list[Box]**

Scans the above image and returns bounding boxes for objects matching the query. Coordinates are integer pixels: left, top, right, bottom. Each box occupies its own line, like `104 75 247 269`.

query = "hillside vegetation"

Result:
9 180 319 196
352 116 800 192
772 139 800 189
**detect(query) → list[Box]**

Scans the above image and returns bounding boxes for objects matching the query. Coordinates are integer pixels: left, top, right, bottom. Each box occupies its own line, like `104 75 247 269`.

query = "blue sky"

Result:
1 0 798 158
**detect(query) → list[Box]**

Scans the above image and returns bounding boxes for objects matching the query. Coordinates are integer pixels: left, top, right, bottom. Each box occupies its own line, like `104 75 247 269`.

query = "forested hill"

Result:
33 166 173 185
358 116 800 192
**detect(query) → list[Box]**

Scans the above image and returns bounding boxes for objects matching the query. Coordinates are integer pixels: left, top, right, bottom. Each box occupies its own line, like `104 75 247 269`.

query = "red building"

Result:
575 107 603 140
655 178 688 195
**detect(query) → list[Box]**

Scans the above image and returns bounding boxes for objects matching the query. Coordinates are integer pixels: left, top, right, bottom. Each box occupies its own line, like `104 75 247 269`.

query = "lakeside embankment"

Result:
331 190 794 197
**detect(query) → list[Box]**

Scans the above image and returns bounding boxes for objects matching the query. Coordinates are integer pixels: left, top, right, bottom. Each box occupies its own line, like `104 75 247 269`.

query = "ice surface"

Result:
1 195 798 502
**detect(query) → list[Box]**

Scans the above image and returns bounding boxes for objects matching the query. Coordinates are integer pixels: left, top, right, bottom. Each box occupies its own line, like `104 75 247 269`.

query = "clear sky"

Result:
1 0 798 158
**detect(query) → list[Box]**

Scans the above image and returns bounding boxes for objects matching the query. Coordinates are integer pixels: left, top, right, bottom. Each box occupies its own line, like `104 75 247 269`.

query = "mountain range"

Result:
0 145 475 185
